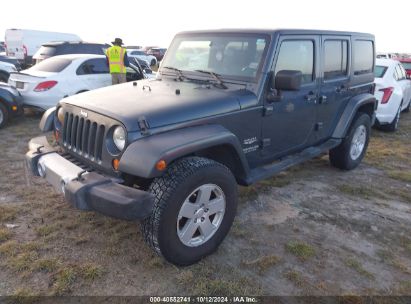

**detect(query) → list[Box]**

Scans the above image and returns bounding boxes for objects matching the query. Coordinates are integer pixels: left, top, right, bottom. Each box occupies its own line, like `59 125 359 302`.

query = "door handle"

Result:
305 91 317 103
319 95 328 104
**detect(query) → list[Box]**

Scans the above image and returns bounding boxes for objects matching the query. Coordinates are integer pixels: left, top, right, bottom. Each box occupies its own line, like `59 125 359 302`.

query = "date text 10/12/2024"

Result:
149 296 258 303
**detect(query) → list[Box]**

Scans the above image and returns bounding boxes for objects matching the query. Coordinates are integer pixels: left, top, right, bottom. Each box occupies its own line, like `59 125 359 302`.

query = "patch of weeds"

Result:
345 258 374 280
387 170 411 183
177 270 194 285
243 255 281 274
285 241 315 261
284 270 305 287
377 250 410 274
398 281 411 294
35 225 57 237
193 277 260 296
0 205 21 222
388 189 411 204
0 228 12 242
230 220 247 238
148 256 165 268
33 258 60 273
259 172 293 188
9 252 39 272
0 240 20 257
52 267 77 295
336 184 388 200
79 263 104 281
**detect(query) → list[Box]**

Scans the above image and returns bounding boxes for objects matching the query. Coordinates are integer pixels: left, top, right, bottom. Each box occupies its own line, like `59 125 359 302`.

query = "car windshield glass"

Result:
161 33 269 82
401 62 411 70
28 58 72 73
374 65 387 78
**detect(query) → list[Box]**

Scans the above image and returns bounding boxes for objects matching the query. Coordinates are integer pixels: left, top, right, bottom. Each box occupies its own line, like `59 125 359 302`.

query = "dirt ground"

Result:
0 110 410 297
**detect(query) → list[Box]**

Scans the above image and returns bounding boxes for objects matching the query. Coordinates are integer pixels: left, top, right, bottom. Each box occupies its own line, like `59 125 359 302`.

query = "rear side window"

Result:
275 40 314 84
323 40 348 80
29 57 71 72
77 58 109 75
353 40 374 75
374 65 387 78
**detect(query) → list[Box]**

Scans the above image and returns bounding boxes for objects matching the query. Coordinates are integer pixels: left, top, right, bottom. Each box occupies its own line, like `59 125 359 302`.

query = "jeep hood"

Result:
60 79 255 131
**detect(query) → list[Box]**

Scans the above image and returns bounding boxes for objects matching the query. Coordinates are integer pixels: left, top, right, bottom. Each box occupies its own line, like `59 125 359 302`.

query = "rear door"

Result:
262 35 319 159
317 36 352 141
76 58 111 91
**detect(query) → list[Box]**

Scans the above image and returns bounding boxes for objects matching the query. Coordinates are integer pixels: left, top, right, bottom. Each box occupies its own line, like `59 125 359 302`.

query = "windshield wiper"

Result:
194 70 228 89
162 66 185 81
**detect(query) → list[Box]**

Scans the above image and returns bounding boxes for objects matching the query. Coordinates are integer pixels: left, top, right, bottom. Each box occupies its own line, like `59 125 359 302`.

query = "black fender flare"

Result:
332 93 376 139
119 124 250 179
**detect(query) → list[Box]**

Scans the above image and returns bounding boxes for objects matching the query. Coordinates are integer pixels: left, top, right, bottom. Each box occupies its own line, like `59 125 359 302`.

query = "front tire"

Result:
329 112 371 170
0 102 9 129
142 157 238 266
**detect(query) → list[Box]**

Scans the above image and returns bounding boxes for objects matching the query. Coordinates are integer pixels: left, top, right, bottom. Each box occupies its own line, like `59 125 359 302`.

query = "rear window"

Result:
353 40 374 75
36 46 57 57
29 57 72 72
401 62 411 70
374 65 387 78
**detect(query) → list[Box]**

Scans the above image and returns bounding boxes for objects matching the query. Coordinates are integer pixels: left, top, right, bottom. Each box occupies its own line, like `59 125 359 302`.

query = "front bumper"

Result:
25 136 154 220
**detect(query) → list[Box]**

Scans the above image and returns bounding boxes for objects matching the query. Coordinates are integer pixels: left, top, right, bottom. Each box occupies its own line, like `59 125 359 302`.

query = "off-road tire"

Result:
141 157 238 266
0 102 9 129
381 103 401 132
329 112 371 170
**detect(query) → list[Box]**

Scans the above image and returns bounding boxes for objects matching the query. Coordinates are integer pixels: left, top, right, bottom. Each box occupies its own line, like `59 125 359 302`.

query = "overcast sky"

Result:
1 0 410 52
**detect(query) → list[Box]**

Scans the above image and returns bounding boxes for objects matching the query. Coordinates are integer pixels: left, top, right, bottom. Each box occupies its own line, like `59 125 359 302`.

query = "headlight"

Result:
113 126 126 151
57 107 64 125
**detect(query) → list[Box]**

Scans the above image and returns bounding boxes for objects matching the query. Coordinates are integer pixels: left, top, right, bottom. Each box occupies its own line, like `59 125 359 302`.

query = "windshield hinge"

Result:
138 117 150 136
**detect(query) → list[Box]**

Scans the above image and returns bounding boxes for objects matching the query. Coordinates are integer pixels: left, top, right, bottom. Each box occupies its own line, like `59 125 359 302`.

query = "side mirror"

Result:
273 70 303 91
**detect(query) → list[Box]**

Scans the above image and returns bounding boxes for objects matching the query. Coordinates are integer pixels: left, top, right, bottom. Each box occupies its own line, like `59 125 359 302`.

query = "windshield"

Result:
401 62 411 70
29 57 72 73
161 33 270 82
374 65 387 78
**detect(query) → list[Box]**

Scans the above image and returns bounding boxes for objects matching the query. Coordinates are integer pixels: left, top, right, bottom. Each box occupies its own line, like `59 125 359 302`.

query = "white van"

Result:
5 29 81 66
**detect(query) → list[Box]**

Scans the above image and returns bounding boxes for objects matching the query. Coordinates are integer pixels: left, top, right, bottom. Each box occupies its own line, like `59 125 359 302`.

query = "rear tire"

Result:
0 102 10 129
329 112 371 170
141 157 238 266
381 104 401 132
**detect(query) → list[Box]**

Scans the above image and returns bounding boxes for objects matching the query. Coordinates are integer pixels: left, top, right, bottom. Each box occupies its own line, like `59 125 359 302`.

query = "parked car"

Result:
147 48 167 61
398 58 411 78
27 29 376 266
33 41 110 65
0 82 23 128
373 58 411 131
8 54 153 111
127 49 157 66
0 61 19 83
5 29 81 67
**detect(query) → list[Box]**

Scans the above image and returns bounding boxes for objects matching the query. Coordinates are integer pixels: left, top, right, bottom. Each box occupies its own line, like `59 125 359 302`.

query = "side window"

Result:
323 40 348 80
76 59 109 75
353 40 374 75
274 40 314 84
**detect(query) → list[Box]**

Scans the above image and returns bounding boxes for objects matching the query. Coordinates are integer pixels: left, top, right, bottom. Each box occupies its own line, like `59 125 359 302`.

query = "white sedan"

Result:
8 54 153 110
374 58 411 131
127 49 157 67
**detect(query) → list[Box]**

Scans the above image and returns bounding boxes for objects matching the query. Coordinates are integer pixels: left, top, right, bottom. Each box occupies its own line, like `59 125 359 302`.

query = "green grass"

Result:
243 255 281 273
35 225 57 237
345 258 374 279
9 252 39 272
285 241 316 261
284 270 305 287
79 263 104 281
33 258 60 273
52 267 77 295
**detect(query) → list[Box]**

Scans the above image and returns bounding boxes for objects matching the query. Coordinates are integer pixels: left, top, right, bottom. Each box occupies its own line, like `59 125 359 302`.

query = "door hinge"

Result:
263 106 274 116
315 122 323 131
261 138 271 148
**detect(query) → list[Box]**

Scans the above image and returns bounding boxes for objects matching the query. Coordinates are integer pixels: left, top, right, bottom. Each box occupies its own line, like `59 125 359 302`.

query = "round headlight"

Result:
113 126 126 151
57 107 64 125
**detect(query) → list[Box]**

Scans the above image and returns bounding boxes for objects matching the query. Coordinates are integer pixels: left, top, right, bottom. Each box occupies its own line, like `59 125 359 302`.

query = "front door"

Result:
317 36 352 141
262 36 319 160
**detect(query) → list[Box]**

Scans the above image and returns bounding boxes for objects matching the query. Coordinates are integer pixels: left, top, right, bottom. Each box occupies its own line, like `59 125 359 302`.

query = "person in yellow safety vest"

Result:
106 38 130 85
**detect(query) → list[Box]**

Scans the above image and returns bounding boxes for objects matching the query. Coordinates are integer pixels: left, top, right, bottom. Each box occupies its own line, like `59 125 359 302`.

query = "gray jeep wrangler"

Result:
26 29 377 266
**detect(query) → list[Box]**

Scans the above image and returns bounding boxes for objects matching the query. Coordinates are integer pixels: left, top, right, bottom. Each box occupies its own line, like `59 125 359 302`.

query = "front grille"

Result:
62 113 105 163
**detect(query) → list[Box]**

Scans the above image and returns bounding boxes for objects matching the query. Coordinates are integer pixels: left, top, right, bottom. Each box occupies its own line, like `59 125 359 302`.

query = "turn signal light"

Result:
156 160 167 171
112 159 120 171
34 81 58 92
